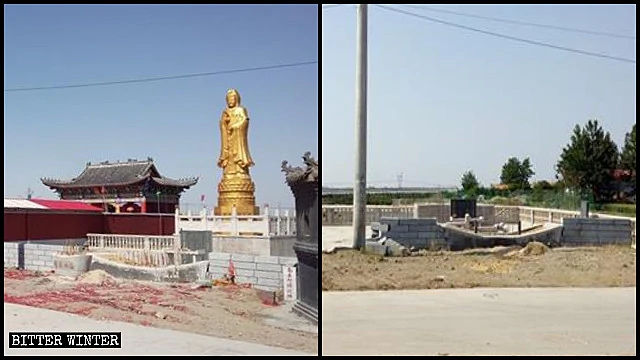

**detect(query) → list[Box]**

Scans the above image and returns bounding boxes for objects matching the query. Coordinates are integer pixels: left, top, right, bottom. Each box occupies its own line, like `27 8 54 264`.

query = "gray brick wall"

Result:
415 204 496 224
207 252 297 292
378 217 446 250
4 242 19 268
322 206 414 226
562 218 633 246
4 241 70 271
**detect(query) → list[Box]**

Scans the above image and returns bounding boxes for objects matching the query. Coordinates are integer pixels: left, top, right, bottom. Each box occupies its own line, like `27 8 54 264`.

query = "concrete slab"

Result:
261 302 318 334
322 288 636 356
4 303 311 355
322 226 372 252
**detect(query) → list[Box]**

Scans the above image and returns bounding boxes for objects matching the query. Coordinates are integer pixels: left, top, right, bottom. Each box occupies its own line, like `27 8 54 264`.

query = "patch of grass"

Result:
597 203 636 217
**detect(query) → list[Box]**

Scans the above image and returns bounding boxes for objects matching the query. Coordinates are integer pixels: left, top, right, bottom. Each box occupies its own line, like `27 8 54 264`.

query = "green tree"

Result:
461 171 480 197
620 124 636 183
556 119 619 202
533 180 553 191
500 157 535 190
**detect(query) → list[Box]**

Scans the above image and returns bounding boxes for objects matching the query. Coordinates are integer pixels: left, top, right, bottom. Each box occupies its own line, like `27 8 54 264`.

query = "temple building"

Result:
41 158 198 214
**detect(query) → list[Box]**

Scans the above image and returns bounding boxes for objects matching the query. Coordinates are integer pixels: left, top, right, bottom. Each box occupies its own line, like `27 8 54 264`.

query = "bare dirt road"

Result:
323 244 636 291
4 268 317 354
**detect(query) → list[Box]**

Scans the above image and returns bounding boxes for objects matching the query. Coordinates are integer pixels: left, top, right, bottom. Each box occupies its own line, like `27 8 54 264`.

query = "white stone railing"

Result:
87 233 178 251
85 233 210 267
175 206 296 237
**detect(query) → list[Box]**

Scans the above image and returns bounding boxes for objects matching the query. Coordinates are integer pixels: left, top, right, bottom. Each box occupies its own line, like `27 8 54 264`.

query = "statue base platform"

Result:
216 176 258 216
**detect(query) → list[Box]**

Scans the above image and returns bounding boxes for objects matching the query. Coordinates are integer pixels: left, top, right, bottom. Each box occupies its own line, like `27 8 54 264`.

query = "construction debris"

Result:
504 241 549 258
364 237 410 257
77 270 118 286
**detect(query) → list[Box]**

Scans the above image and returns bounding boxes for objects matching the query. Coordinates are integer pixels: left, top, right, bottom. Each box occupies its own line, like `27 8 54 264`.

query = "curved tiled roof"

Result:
41 159 198 189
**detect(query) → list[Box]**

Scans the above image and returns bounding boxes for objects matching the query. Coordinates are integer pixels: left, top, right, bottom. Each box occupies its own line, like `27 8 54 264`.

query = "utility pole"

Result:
353 4 368 250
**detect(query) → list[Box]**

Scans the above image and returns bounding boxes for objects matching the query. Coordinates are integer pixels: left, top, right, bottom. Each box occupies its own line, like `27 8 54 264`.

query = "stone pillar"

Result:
282 152 318 323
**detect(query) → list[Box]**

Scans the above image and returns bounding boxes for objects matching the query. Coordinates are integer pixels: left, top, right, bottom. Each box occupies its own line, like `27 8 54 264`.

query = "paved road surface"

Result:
4 303 310 355
322 287 636 356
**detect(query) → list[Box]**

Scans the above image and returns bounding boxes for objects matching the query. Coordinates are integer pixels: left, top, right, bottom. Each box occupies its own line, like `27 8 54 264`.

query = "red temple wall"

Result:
103 214 175 235
4 210 175 241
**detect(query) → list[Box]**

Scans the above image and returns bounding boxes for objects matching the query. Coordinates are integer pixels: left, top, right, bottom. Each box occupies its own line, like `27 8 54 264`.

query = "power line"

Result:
4 60 318 92
407 5 636 40
377 5 636 64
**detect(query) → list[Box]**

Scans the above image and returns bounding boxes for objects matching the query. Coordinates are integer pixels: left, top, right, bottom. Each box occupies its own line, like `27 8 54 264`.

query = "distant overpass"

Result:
322 187 459 196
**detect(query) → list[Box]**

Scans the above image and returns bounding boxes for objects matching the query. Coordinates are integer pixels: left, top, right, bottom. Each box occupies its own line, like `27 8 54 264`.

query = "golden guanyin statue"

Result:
215 89 258 216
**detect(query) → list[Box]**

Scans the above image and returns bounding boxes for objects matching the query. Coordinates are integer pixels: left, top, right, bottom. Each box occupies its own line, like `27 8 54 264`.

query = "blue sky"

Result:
4 4 318 210
322 4 635 189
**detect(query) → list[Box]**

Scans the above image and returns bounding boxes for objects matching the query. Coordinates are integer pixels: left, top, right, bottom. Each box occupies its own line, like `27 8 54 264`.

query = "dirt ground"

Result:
4 269 317 353
322 244 636 291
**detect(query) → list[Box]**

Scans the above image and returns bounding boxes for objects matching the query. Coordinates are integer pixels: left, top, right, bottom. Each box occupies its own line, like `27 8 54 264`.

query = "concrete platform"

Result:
322 287 636 356
4 303 311 355
322 226 372 252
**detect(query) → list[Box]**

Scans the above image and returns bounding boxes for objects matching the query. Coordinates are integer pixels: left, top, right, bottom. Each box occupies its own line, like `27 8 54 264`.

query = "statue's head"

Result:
226 89 241 108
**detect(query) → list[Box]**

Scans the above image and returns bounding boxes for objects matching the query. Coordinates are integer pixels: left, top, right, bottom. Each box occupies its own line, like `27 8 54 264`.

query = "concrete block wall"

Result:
208 252 297 292
212 236 296 257
4 242 69 271
378 217 446 250
562 218 633 246
180 231 213 253
322 205 414 226
414 204 451 223
269 236 297 257
4 242 19 268
414 204 496 224
494 206 520 224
